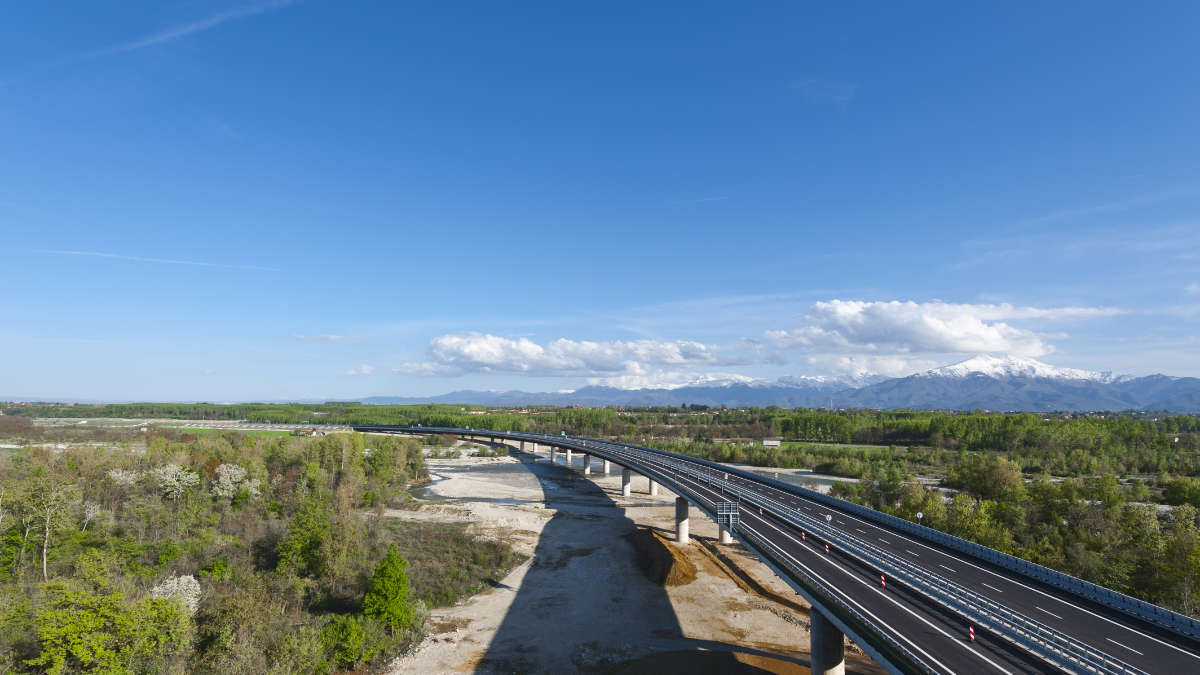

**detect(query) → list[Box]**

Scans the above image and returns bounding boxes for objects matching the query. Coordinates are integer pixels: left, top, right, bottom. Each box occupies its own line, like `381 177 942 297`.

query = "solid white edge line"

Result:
770 484 1200 663
664 464 1015 675
746 512 1013 675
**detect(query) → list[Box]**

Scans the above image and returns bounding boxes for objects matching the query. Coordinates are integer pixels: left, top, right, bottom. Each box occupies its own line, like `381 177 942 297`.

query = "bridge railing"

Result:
360 427 1200 643
646 453 1146 675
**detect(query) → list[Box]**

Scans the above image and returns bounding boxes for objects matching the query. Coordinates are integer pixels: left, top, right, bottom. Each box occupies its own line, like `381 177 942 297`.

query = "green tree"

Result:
362 543 416 634
276 494 332 578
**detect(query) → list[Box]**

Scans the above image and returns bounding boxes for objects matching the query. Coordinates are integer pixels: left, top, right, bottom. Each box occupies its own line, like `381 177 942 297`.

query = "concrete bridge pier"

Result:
602 459 610 475
582 454 591 475
565 448 573 467
550 447 557 464
622 468 632 496
719 524 733 545
520 440 526 452
675 497 690 544
649 479 660 496
810 611 846 675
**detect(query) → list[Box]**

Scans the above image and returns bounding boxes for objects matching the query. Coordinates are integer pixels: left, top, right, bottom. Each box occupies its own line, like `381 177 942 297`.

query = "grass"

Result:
387 520 528 607
168 427 297 438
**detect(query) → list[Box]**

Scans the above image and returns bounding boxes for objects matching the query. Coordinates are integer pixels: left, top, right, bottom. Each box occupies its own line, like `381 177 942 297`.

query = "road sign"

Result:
716 502 739 531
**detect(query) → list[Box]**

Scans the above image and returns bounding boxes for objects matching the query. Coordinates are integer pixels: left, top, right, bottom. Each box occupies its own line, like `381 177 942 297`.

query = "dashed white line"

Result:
878 538 891 544
938 564 956 573
856 528 867 534
982 583 1004 593
905 549 920 557
1106 638 1143 656
1036 606 1063 620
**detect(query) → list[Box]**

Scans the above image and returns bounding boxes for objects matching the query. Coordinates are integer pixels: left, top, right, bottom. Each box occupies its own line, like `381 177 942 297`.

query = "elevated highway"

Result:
356 425 1200 674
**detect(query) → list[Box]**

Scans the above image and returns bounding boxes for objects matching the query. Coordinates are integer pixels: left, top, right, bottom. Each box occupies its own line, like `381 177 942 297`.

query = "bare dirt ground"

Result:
384 442 885 674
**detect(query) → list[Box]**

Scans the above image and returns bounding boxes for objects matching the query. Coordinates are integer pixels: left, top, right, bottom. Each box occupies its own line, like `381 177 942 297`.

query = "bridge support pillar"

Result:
520 440 525 452
602 459 610 475
565 448 573 467
649 479 659 496
675 497 690 544
719 524 733 545
810 611 845 675
582 454 591 475
550 447 557 464
622 468 632 497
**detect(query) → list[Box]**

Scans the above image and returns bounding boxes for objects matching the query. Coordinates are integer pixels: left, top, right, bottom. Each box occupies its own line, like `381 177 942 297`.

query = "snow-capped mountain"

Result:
919 355 1114 382
360 356 1200 411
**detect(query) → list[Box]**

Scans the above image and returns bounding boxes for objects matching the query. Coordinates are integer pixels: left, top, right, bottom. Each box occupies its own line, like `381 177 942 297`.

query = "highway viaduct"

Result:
356 425 1200 675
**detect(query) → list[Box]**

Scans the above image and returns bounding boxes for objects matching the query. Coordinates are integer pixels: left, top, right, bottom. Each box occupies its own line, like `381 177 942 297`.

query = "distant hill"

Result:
361 355 1200 411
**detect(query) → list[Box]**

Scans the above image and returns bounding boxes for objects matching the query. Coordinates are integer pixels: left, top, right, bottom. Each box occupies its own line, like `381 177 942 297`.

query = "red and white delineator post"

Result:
969 626 975 642
881 575 886 588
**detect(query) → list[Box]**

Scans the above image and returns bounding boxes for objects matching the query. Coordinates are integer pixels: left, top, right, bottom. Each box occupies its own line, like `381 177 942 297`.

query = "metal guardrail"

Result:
363 427 1200 647
648 454 1146 675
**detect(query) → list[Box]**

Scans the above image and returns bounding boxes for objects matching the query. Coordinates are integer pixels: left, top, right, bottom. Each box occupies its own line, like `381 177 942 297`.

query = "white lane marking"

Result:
982 583 1004 593
1106 638 1144 656
906 549 920 557
747 513 1012 674
856 528 867 534
781 491 1200 664
878 538 891 544
1036 607 1063 620
939 564 957 573
620 450 1198 665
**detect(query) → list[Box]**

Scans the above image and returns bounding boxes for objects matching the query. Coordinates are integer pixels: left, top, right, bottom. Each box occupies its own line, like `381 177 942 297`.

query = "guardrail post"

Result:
676 497 690 544
622 468 632 496
810 610 846 675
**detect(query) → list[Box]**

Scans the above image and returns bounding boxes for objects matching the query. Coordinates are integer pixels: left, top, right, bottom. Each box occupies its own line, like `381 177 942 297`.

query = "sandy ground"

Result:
384 443 886 674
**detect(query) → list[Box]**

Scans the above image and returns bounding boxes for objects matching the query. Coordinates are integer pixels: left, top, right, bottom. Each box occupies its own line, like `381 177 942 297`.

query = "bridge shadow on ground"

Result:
474 443 816 674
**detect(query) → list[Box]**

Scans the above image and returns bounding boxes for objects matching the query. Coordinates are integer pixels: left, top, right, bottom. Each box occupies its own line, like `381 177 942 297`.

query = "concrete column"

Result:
622 468 632 496
520 440 526 452
675 497 690 544
565 448 573 467
550 447 557 464
810 611 846 675
649 479 659 496
719 524 733 545
602 459 610 475
582 454 591 475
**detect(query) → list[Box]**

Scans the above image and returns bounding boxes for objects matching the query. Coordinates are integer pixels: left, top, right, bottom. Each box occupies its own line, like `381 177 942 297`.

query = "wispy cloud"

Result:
44 249 279 272
1 1 296 87
1187 283 1200 296
95 1 297 56
343 364 375 376
792 78 858 105
294 334 349 342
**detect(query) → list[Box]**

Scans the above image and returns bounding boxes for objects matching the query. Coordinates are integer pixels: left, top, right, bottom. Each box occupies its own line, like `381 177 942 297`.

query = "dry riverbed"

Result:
382 442 884 674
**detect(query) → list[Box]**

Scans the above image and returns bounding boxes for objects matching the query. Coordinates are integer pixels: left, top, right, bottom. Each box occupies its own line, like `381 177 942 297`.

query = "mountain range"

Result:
361 356 1200 412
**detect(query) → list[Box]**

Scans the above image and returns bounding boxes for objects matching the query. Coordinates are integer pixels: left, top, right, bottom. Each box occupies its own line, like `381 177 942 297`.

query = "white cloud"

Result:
764 300 1124 378
397 333 740 379
343 364 374 376
1187 283 1200 296
765 300 1122 358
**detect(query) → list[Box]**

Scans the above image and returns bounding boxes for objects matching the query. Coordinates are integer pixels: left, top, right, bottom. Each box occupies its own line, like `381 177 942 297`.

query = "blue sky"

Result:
2 1 1199 401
